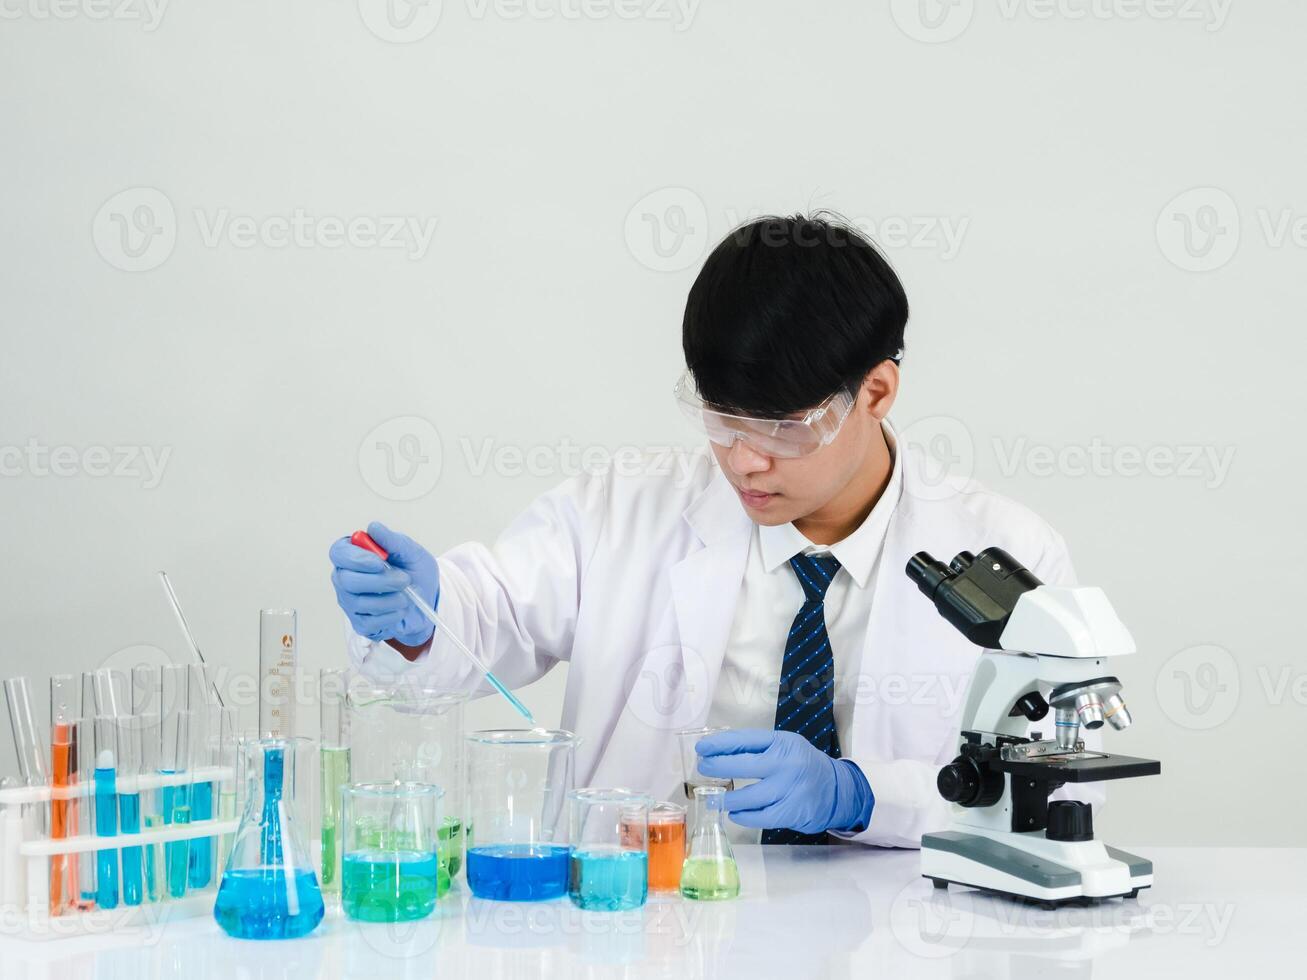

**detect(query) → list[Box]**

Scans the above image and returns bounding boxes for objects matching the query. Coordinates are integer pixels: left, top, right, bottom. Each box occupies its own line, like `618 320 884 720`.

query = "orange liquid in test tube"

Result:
50 722 79 915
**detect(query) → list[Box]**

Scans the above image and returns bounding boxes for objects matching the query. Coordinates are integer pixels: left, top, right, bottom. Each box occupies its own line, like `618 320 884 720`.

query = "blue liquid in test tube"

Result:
119 791 143 905
93 749 119 909
466 844 570 901
189 780 213 887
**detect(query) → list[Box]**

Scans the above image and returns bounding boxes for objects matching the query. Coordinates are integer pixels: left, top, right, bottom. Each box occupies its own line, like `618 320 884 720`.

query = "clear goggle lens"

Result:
673 373 855 459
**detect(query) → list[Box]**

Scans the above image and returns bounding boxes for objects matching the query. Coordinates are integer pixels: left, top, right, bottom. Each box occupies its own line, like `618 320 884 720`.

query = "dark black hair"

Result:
681 212 908 416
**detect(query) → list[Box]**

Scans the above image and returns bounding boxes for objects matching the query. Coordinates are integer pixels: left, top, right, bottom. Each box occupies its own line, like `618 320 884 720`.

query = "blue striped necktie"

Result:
761 552 843 845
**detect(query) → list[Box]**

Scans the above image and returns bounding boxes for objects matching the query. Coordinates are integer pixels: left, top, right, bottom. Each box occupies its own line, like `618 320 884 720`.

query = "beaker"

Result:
680 786 739 901
341 782 445 922
214 737 324 940
347 680 465 879
465 729 577 901
639 802 686 894
677 727 733 799
568 789 650 911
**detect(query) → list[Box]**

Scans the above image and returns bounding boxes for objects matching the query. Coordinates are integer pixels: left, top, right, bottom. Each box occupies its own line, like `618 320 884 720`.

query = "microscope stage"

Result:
996 752 1160 782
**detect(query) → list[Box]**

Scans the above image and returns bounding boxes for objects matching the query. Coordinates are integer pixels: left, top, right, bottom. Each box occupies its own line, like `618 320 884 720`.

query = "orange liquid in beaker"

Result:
646 820 686 892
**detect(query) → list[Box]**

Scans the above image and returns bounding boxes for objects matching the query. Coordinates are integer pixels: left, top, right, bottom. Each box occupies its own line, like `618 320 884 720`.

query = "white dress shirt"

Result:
706 428 903 841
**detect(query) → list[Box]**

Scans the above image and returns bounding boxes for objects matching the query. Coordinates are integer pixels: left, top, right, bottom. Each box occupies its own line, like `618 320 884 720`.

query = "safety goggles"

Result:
673 371 857 459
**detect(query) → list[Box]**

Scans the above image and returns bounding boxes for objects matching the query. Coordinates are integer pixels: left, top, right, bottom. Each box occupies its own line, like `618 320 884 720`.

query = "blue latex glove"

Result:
328 521 440 646
696 729 874 835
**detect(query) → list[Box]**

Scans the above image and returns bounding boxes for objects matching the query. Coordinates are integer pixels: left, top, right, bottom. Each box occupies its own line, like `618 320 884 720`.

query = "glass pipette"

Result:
349 530 535 725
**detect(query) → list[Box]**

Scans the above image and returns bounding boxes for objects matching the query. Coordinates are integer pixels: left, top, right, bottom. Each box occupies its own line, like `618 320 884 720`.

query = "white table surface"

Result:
1 845 1301 979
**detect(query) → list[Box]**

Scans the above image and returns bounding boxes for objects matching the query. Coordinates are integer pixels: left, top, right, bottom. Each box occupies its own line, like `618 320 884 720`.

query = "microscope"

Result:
906 547 1160 907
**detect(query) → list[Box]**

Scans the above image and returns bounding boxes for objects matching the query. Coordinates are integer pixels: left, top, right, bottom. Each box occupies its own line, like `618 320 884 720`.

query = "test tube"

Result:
93 715 120 909
138 711 162 902
132 665 159 716
319 668 349 895
49 675 79 916
4 677 48 788
72 719 96 908
214 707 238 876
5 677 49 912
258 609 297 738
117 717 144 906
187 665 215 889
93 670 129 718
160 664 192 899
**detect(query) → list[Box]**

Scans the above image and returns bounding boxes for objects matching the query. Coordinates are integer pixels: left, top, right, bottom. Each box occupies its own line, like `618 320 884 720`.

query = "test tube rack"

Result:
0 766 237 941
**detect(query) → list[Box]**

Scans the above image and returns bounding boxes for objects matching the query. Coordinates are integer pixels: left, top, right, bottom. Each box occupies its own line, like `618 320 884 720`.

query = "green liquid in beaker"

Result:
680 856 740 901
438 815 462 878
341 850 445 921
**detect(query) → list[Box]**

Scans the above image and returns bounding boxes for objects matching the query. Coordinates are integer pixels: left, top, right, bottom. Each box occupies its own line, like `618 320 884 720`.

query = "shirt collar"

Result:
758 420 903 589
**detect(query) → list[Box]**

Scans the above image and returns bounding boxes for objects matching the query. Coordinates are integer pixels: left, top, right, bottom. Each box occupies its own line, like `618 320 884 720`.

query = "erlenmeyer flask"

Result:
680 785 740 901
214 737 324 939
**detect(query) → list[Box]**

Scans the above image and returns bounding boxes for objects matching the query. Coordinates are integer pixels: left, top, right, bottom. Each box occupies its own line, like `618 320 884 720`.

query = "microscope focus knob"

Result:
1046 800 1094 842
937 756 1003 807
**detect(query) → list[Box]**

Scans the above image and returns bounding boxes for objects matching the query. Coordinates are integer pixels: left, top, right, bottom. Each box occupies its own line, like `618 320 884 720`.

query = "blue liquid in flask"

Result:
214 744 324 939
213 868 325 939
466 844 570 901
569 848 648 911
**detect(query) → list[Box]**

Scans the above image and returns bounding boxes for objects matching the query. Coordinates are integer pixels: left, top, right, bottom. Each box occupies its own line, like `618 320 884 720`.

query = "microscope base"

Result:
921 830 1152 907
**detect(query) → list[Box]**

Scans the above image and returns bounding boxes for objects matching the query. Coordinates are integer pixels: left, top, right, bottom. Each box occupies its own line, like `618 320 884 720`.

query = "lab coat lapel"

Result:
848 446 981 759
589 468 752 796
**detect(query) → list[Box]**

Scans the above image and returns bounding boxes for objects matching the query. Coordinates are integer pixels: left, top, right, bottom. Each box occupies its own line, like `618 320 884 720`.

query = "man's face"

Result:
710 385 881 526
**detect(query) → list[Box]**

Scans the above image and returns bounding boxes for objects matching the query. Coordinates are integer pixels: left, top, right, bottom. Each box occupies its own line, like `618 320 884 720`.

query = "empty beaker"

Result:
678 726 733 799
569 789 650 911
341 782 445 922
347 679 466 879
465 729 577 901
214 737 324 939
680 786 739 901
640 802 686 894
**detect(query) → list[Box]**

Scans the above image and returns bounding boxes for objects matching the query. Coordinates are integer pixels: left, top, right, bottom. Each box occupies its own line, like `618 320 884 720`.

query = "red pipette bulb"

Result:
350 530 389 561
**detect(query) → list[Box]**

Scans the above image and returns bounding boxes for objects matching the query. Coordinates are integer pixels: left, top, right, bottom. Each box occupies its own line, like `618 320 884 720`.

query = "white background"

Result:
0 0 1301 846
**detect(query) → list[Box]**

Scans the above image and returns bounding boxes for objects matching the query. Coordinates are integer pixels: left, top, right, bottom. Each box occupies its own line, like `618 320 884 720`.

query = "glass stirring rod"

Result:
349 530 535 725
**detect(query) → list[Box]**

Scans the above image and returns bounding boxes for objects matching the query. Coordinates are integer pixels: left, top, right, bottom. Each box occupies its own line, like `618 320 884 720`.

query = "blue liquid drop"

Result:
213 868 325 940
466 844 569 901
569 848 648 911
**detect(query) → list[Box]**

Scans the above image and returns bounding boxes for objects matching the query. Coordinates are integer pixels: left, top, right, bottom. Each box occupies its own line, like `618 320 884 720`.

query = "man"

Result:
329 213 1076 846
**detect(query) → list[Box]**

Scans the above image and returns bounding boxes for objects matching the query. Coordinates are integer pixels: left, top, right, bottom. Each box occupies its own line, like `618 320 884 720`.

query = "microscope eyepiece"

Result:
904 548 1044 650
906 552 952 599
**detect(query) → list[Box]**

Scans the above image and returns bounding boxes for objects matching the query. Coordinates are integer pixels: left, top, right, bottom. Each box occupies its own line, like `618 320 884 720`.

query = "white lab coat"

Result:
348 429 1081 848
